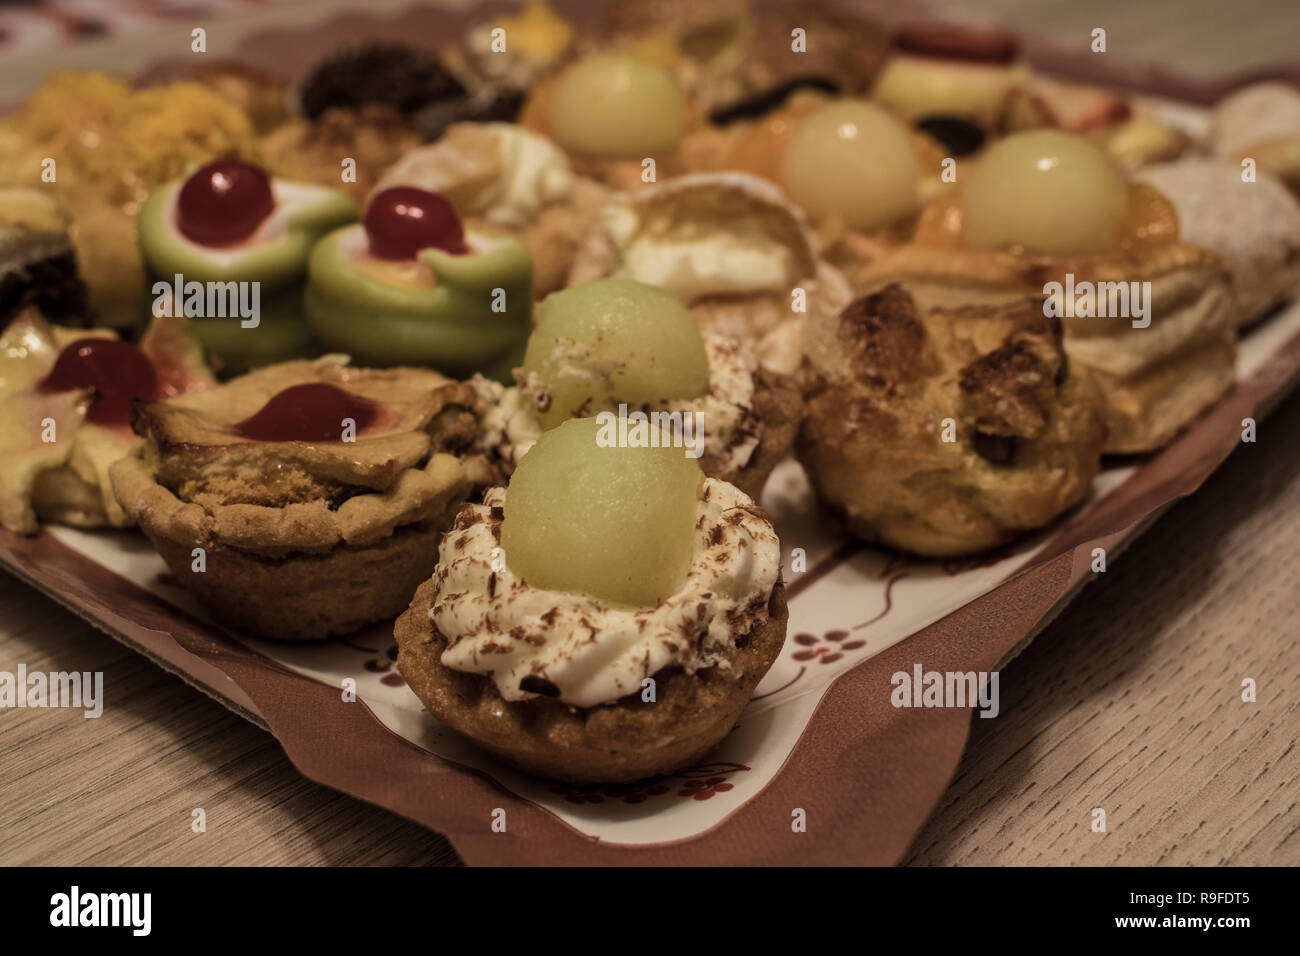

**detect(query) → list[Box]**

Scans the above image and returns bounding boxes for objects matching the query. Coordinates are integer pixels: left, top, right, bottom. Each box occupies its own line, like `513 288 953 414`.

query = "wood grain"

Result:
905 385 1300 865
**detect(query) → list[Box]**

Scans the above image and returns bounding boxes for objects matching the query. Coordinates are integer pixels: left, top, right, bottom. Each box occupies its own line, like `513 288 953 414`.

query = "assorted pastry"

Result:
304 185 533 380
472 277 801 500
798 284 1105 556
108 358 484 640
855 130 1238 453
0 309 214 534
395 417 787 783
138 157 357 374
3 1 1300 783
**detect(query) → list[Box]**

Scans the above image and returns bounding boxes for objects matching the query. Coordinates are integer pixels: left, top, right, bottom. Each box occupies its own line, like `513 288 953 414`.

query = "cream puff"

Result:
567 171 851 374
798 284 1105 556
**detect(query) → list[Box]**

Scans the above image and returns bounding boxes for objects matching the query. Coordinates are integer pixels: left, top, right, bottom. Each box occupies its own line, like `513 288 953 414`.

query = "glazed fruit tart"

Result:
396 417 787 783
0 309 213 534
109 358 486 640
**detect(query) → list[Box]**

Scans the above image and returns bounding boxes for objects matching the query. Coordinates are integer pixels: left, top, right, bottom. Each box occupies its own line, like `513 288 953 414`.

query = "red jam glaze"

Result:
177 158 275 246
233 383 380 442
364 186 468 259
38 338 158 426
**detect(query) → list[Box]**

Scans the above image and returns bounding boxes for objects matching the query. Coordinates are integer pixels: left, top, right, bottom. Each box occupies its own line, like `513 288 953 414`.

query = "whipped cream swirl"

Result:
473 333 762 477
431 480 781 708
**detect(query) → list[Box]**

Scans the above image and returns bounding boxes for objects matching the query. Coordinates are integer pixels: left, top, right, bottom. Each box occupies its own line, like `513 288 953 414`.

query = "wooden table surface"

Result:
2 0 1300 866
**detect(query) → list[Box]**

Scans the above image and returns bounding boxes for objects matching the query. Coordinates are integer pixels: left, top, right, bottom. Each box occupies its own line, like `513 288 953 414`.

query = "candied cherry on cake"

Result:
233 382 380 442
177 158 276 247
38 338 158 426
364 186 468 260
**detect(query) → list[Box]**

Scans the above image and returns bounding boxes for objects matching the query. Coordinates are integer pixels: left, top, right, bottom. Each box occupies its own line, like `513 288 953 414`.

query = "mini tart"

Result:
370 123 607 296
567 171 851 374
472 333 801 500
138 172 358 376
854 184 1236 453
0 309 213 534
304 222 533 381
1211 82 1300 197
798 285 1106 557
109 358 486 640
0 188 92 328
1136 159 1300 327
394 480 788 783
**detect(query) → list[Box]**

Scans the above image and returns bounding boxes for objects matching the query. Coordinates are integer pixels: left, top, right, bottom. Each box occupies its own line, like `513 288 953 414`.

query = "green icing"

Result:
137 177 356 374
304 224 533 380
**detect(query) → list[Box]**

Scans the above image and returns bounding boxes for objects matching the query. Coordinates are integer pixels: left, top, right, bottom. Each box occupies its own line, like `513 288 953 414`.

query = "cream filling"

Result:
482 124 574 229
432 479 780 708
473 333 761 476
601 197 805 302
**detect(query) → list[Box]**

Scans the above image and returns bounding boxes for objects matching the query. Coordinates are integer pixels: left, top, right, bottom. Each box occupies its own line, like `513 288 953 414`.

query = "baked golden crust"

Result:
395 577 787 784
797 285 1106 556
109 358 487 639
853 191 1237 453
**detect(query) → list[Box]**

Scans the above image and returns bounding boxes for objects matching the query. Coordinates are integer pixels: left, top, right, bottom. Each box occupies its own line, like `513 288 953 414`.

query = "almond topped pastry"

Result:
395 416 787 783
798 284 1106 557
472 277 800 500
109 358 485 640
567 171 851 373
855 130 1236 453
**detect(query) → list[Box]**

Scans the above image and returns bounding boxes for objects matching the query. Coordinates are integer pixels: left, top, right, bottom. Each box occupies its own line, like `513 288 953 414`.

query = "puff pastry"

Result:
855 185 1236 453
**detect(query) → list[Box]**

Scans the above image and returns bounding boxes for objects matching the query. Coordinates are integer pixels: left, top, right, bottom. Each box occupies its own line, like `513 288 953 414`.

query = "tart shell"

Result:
394 579 788 784
147 519 447 641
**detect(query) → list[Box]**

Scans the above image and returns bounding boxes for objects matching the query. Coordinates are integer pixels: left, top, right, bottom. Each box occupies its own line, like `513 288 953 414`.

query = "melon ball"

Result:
501 417 702 607
962 129 1128 255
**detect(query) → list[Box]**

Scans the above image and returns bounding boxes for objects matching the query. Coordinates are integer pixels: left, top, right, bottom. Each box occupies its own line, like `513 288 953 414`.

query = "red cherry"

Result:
177 158 275 246
233 383 380 442
364 186 467 259
39 338 158 426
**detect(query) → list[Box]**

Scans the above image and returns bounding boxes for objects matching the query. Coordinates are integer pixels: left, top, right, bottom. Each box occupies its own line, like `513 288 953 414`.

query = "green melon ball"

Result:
500 417 702 608
548 53 687 158
523 278 710 429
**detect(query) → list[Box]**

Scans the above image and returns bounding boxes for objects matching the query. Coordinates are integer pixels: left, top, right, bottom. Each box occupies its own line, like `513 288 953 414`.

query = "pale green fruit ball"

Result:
523 278 710 429
548 53 687 158
501 417 703 608
781 99 919 230
962 130 1128 256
